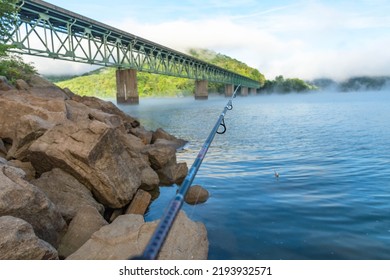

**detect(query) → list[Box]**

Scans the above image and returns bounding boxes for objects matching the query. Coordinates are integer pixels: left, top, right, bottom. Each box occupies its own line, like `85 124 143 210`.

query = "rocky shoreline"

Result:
0 75 208 260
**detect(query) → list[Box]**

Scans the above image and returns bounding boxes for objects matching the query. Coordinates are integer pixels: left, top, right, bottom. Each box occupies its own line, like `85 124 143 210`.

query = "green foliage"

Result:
188 48 266 86
55 68 195 98
0 0 18 56
311 78 338 90
260 75 316 93
137 72 194 97
0 54 37 84
55 48 265 98
339 76 390 92
55 68 116 98
311 76 390 92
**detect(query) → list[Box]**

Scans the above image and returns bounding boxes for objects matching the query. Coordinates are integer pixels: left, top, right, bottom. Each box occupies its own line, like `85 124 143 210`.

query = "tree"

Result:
0 54 36 84
259 75 316 93
0 1 37 84
0 0 18 56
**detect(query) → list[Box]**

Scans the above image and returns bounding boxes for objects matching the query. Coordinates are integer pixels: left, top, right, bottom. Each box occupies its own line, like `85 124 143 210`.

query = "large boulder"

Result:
143 144 188 185
6 114 54 160
143 144 176 170
15 79 30 90
156 162 188 186
67 211 208 260
71 95 140 129
27 75 69 99
0 216 58 260
129 126 153 145
139 166 160 191
58 206 108 259
0 162 67 247
0 90 67 149
119 132 146 153
152 128 187 149
28 120 142 208
31 168 105 223
65 99 123 129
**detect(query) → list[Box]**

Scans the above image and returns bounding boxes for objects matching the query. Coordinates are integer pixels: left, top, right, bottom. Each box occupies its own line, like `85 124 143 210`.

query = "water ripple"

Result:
119 91 390 259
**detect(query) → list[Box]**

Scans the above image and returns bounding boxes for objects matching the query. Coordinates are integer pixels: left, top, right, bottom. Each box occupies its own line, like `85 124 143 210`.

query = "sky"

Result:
24 0 390 81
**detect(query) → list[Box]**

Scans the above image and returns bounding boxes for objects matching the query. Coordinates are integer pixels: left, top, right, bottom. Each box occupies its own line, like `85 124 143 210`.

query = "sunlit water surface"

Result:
117 90 390 260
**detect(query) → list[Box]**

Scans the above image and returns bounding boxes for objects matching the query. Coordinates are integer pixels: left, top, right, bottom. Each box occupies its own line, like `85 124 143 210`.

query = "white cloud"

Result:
25 1 390 81
111 11 390 81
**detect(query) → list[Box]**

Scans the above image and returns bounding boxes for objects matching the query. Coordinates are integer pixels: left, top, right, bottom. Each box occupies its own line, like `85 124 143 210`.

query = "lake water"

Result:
117 90 390 260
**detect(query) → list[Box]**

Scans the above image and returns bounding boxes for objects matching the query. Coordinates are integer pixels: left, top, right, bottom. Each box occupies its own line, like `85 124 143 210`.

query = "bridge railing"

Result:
1 0 260 89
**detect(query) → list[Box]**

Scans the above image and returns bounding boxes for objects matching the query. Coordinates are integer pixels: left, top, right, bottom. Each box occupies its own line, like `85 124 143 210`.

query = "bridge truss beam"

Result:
1 0 261 89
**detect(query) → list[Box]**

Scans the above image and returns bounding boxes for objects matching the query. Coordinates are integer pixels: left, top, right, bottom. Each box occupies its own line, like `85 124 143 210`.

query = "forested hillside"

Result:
54 48 265 97
188 49 266 86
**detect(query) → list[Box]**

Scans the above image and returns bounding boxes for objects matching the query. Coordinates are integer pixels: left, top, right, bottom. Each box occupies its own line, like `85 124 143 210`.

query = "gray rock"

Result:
27 75 69 100
0 90 67 145
67 211 208 260
154 138 185 150
62 87 75 98
0 138 7 157
0 162 67 247
6 114 54 160
28 120 141 208
8 160 36 181
0 216 58 260
143 144 187 185
185 185 209 205
0 76 13 91
15 79 30 90
58 206 108 259
125 189 151 215
65 99 123 129
71 94 140 129
143 144 176 170
152 128 187 149
129 126 153 145
156 162 188 186
119 132 146 153
109 208 124 223
32 168 104 223
140 166 160 191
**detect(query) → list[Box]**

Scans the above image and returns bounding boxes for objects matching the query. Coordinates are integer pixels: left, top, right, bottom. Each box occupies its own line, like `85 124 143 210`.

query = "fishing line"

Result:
132 85 241 260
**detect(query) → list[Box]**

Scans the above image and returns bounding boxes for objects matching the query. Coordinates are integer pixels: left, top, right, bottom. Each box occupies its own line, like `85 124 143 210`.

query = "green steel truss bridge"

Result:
1 0 261 92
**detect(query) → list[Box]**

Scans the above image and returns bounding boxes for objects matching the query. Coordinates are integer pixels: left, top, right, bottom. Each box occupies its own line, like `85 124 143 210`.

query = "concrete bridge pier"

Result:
116 69 139 104
195 80 208 100
250 88 257 95
225 84 234 97
241 86 248 96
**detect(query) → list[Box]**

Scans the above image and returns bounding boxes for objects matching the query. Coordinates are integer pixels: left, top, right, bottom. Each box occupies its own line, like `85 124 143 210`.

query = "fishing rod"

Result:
133 84 241 260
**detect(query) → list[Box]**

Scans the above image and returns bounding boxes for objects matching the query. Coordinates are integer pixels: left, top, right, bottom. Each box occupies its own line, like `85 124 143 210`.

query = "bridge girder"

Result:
0 0 260 89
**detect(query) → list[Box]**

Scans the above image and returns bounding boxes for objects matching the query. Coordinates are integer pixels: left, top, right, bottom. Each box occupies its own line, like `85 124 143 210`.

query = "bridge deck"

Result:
2 0 260 88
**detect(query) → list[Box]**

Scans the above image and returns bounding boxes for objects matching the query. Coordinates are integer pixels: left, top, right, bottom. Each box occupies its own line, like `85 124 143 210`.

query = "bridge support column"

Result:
250 88 257 95
116 69 139 104
195 80 208 100
241 86 248 96
225 84 234 97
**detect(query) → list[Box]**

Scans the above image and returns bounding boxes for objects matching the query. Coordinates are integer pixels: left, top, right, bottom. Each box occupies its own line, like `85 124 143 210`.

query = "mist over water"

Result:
118 90 390 259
